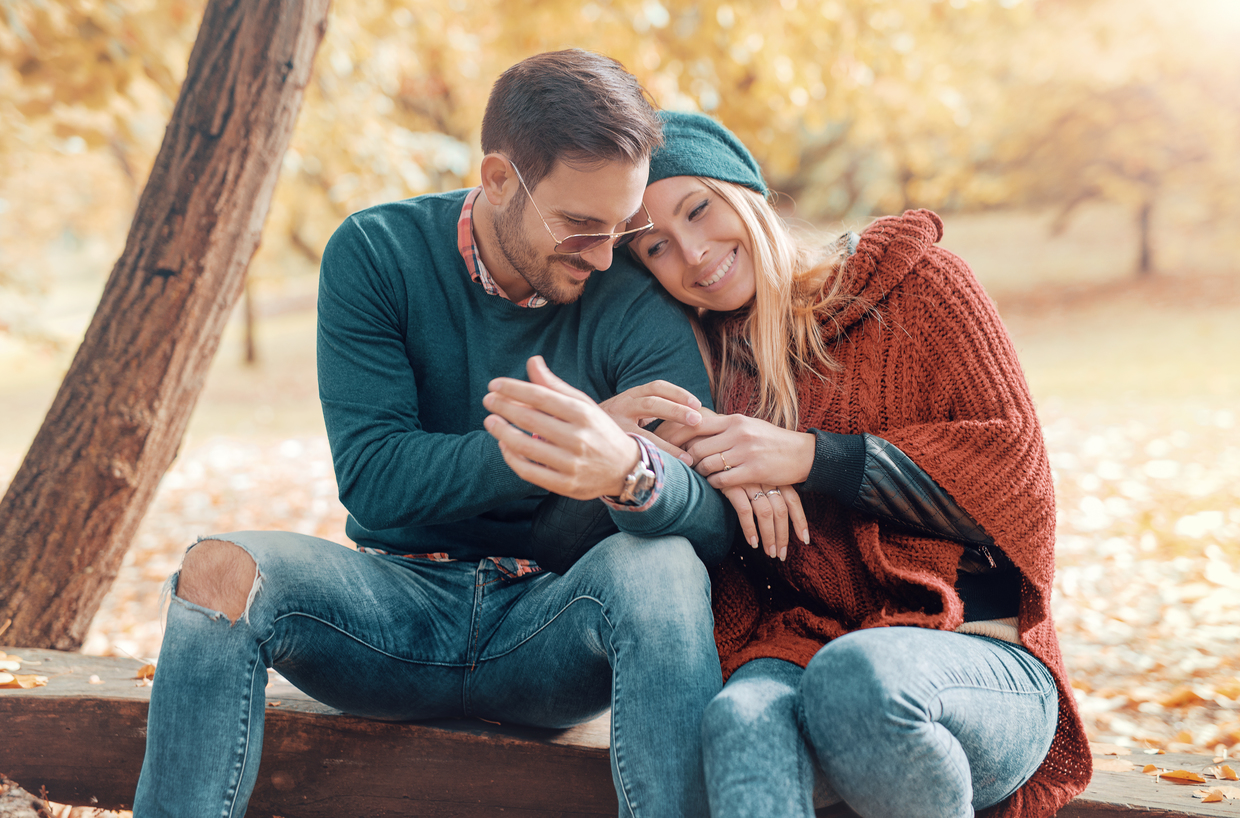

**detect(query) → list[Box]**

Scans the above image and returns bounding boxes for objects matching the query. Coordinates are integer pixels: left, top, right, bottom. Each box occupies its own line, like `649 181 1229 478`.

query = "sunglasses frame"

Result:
506 158 654 255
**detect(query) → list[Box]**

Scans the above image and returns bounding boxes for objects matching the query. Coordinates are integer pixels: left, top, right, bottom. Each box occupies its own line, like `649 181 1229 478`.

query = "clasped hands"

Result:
483 357 812 561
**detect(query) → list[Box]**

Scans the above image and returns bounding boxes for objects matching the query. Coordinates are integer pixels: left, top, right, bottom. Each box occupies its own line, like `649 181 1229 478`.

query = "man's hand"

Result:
599 381 703 465
483 356 640 500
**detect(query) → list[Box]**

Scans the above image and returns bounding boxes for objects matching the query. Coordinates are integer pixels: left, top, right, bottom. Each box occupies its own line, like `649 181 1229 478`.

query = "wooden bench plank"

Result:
1 648 615 816
2 649 1234 817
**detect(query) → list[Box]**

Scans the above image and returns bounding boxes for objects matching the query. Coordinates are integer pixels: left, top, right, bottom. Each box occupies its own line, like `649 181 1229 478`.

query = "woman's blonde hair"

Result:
693 178 857 431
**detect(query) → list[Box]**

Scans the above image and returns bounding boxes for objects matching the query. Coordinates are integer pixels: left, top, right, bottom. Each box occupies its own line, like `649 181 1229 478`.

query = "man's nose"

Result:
580 239 615 272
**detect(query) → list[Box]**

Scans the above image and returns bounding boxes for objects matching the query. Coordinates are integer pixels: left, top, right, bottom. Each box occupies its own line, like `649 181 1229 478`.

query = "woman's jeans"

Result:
701 628 1059 818
132 530 721 818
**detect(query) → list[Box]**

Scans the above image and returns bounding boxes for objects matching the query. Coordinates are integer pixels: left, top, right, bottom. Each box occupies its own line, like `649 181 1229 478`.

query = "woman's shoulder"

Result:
820 209 951 332
852 209 944 273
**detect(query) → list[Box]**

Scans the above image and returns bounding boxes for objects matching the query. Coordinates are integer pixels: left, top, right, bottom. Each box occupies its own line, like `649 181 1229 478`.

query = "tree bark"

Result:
1136 197 1154 277
0 0 330 649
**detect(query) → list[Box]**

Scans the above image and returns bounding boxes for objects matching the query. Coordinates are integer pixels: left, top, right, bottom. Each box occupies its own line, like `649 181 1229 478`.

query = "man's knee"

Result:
594 534 710 621
178 539 259 623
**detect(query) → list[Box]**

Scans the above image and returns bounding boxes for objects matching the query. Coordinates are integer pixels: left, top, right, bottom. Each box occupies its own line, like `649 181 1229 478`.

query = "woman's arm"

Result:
659 410 1005 567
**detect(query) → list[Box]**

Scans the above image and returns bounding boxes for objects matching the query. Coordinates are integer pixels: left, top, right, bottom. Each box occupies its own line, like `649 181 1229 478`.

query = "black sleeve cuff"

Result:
802 428 866 505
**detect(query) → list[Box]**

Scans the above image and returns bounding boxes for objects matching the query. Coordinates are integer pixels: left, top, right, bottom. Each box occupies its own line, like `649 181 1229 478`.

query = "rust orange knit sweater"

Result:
710 209 1091 818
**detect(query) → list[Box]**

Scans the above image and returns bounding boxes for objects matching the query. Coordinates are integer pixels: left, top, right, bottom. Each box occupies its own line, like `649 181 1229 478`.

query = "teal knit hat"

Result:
648 110 768 197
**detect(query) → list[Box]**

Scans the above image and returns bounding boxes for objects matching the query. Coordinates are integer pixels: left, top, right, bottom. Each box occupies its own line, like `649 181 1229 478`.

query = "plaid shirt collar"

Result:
458 187 548 309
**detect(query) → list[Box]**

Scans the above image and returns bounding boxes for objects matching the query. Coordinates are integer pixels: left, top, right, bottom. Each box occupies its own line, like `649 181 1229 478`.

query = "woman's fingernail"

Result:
686 411 702 426
801 529 810 544
779 547 787 561
749 536 759 548
680 453 694 466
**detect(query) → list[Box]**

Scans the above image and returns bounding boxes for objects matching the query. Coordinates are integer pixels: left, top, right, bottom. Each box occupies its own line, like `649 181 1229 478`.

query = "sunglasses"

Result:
507 159 654 255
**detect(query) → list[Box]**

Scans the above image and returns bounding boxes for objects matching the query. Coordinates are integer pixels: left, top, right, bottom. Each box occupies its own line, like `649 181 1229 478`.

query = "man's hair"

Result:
481 50 662 191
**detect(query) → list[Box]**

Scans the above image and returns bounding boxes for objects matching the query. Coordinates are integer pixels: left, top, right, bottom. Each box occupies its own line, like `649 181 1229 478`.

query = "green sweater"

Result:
317 189 731 563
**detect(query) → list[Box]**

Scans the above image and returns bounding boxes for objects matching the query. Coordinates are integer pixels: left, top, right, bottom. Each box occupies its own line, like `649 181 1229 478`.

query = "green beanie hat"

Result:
648 110 768 197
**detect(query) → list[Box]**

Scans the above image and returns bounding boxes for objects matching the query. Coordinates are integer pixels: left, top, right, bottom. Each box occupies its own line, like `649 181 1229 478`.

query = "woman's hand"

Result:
723 484 809 560
483 356 639 500
660 412 817 491
598 381 703 465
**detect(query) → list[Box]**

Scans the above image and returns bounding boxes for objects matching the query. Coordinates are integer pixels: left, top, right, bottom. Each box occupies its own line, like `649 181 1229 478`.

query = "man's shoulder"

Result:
580 254 668 309
323 189 471 279
342 188 471 238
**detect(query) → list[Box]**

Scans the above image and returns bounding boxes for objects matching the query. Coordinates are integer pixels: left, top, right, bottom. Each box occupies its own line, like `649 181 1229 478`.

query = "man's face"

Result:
493 158 650 305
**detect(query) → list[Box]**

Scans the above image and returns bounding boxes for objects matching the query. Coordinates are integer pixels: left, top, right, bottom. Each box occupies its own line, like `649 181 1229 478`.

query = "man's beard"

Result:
494 199 593 305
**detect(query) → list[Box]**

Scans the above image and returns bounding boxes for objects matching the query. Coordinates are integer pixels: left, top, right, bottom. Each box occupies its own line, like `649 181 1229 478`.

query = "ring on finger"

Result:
720 453 731 471
752 491 765 501
766 489 782 496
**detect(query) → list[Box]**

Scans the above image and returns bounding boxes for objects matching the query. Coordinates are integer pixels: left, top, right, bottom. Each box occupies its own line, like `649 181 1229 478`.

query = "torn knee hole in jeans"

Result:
162 536 264 625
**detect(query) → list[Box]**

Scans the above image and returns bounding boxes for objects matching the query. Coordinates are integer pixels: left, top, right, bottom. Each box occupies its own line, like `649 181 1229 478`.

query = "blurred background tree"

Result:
2 0 1238 351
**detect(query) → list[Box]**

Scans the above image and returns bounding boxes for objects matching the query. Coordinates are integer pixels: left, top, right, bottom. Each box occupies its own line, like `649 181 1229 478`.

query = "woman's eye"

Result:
644 239 666 258
688 199 709 221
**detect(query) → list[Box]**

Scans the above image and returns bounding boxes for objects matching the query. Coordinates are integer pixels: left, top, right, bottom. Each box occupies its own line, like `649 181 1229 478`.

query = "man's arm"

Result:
318 215 532 531
483 357 734 566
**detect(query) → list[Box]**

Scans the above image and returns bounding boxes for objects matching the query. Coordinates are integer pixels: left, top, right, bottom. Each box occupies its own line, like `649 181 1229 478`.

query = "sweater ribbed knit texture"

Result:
316 189 719 561
710 210 1091 817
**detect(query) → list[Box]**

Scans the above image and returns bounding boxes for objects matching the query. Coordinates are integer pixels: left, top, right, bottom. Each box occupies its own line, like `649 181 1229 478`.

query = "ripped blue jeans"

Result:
133 530 720 818
701 629 1059 818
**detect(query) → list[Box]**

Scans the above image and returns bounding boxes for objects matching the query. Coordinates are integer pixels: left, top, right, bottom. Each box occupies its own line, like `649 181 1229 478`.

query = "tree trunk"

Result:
1137 197 1154 276
243 275 258 365
0 0 330 649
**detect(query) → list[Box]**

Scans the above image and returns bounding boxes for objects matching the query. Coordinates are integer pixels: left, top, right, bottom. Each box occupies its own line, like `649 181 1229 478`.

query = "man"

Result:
133 50 731 818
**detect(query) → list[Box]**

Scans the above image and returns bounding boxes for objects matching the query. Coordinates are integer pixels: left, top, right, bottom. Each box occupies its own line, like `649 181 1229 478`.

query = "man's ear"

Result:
480 154 516 207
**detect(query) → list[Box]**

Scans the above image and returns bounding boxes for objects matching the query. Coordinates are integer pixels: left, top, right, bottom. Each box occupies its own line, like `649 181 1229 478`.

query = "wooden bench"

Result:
1 648 1234 817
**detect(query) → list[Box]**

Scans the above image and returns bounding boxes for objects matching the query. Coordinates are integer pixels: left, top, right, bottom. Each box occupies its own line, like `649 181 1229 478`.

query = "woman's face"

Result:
632 176 756 312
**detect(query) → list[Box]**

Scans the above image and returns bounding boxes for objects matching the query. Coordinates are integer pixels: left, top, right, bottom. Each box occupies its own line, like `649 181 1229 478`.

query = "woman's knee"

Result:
177 538 259 623
800 633 915 752
703 662 802 742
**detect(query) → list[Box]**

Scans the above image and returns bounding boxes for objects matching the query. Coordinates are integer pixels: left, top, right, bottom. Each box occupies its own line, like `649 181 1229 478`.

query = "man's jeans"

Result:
701 628 1059 818
133 529 721 818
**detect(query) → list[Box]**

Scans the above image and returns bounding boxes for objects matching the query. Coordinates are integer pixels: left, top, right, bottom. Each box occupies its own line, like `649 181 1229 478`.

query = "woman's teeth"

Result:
697 249 736 287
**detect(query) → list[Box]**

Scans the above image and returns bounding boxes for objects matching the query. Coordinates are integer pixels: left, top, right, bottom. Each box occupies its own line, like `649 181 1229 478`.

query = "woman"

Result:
630 112 1091 818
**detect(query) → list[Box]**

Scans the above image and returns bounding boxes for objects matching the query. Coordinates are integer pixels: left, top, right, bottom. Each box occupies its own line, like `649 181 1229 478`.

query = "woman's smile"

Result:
695 247 738 289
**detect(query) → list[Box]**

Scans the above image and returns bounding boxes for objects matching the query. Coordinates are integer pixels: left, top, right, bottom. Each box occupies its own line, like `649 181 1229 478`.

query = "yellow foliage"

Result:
1 0 1239 327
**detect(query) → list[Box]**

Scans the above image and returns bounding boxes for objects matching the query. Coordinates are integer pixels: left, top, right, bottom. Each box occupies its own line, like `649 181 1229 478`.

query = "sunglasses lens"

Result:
557 235 610 255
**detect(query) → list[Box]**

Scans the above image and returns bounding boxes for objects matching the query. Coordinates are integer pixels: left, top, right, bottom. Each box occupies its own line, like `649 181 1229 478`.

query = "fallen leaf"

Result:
1194 786 1240 800
1219 765 1239 781
1143 748 1166 755
1143 764 1164 774
135 663 156 680
1090 742 1132 756
0 659 20 672
1162 688 1209 709
1160 769 1207 784
1094 758 1135 772
1199 789 1225 803
0 673 48 689
88 674 103 685
267 701 282 707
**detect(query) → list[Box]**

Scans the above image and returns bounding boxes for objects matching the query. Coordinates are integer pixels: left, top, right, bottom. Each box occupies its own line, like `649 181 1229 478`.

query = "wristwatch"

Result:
614 445 657 506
